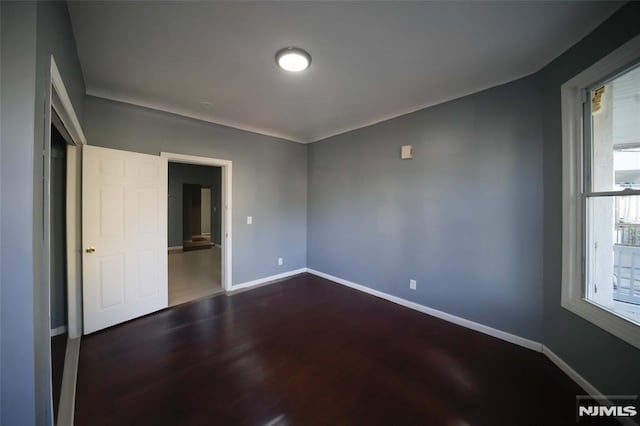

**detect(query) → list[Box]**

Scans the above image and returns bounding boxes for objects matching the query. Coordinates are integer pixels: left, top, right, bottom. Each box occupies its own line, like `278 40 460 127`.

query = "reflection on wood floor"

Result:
75 274 585 426
168 246 222 306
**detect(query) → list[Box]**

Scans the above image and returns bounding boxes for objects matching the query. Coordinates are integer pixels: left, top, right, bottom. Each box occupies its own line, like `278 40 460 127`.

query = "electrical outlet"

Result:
409 279 417 290
278 257 283 266
247 216 252 225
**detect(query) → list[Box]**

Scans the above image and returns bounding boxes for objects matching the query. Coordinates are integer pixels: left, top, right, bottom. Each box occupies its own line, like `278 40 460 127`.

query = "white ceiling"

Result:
68 1 622 143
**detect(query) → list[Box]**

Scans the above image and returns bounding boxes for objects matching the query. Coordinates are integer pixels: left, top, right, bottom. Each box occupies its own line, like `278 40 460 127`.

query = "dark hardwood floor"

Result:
76 273 585 426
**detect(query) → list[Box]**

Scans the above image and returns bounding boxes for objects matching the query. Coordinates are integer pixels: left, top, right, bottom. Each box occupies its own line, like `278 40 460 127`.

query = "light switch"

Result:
401 145 413 160
247 216 253 225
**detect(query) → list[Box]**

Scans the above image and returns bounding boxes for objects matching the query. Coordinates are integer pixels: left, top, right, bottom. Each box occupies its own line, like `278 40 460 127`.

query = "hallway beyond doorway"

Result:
168 247 222 306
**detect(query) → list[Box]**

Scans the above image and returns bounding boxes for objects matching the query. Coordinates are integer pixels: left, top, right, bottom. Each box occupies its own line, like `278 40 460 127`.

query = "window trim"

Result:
561 34 640 350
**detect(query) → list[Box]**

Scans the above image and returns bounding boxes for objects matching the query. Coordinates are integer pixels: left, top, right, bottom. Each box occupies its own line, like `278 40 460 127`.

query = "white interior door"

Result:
82 145 168 334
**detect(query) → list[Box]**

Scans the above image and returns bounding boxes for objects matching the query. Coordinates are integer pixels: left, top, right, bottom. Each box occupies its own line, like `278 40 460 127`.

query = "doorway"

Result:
182 184 215 251
168 161 224 306
49 118 70 421
42 57 87 426
161 152 232 293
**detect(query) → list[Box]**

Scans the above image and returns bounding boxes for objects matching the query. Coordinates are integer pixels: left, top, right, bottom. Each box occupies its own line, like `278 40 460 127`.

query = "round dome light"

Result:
275 47 311 72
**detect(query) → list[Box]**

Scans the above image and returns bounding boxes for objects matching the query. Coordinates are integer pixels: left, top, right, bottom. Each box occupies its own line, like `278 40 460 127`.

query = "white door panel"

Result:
83 145 168 334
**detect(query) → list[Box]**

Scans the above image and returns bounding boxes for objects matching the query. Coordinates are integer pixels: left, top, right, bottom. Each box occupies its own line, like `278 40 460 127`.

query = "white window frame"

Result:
562 34 640 350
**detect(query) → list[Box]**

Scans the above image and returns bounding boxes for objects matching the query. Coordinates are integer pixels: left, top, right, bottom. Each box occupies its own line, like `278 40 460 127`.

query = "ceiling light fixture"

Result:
275 47 311 72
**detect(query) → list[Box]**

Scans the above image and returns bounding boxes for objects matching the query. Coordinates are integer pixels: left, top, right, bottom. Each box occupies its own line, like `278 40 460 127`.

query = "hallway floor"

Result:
168 246 222 306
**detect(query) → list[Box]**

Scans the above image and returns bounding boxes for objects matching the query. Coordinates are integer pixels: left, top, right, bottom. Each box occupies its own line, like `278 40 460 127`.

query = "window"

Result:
562 34 640 350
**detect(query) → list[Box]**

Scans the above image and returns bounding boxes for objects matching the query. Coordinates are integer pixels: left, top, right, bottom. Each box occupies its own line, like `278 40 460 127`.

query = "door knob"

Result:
86 247 96 253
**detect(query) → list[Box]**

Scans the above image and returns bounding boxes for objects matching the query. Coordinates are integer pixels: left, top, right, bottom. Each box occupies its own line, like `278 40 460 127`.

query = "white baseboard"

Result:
540 346 638 426
306 268 543 352
305 269 635 421
231 268 308 291
169 244 220 251
50 325 67 337
542 345 602 398
57 337 80 426
305 269 631 422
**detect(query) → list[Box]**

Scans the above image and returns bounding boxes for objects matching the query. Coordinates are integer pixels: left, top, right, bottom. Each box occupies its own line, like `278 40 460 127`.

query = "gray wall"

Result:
1 2 639 424
34 3 86 423
1 1 2 418
1 2 2 419
540 2 640 397
308 0 640 396
84 96 308 285
1 3 38 424
0 1 85 424
168 162 222 246
307 75 544 341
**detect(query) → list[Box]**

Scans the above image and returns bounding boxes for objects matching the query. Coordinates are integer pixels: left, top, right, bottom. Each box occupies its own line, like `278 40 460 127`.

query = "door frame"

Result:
161 152 233 291
42 55 87 425
49 56 86 338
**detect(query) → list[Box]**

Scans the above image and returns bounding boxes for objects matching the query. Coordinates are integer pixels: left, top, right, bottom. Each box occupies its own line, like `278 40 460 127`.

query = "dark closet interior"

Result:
50 122 68 421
